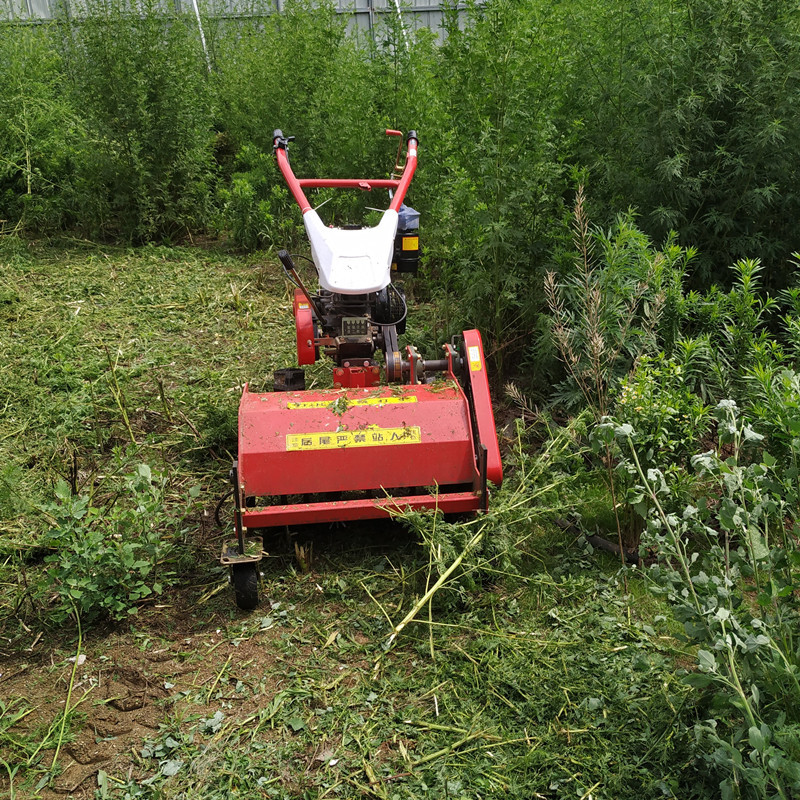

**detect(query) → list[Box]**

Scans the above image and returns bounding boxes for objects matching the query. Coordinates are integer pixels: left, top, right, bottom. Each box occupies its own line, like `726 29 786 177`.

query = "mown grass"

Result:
0 240 708 799
0 236 288 535
111 555 700 799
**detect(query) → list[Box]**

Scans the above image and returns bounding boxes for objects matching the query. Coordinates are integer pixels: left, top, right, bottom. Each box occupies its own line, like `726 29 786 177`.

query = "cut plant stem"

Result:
413 731 489 767
383 524 487 650
103 343 136 444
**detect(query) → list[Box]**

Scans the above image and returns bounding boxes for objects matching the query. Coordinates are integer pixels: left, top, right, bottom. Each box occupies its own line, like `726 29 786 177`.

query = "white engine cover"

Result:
303 208 398 294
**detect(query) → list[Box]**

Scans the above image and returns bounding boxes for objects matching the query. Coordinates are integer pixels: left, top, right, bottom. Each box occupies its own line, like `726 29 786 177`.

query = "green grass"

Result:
0 239 710 799
1 238 287 527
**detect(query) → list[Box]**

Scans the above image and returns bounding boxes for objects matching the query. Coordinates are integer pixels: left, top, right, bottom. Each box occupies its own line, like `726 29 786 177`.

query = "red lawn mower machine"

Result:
221 129 503 609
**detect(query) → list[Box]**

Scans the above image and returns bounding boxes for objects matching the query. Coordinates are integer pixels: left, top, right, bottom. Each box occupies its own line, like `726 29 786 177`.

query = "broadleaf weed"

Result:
608 401 800 797
40 462 182 624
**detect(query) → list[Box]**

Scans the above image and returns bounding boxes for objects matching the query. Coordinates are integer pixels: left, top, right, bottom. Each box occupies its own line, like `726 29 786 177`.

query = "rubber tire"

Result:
232 563 259 610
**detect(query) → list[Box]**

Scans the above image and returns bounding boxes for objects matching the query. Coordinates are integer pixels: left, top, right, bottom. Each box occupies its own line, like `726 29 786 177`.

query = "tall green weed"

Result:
213 0 378 176
0 24 78 231
600 402 800 798
40 463 191 625
567 0 800 287
62 0 216 241
425 0 568 375
546 193 693 416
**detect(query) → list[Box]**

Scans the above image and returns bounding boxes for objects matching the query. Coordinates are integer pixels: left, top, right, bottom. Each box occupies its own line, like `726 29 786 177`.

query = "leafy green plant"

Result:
41 463 186 624
422 0 569 376
0 23 79 230
748 368 800 461
212 0 382 176
668 259 784 403
615 355 710 470
567 0 800 288
605 401 800 798
548 195 695 551
546 191 693 417
600 354 710 545
215 145 302 250
63 0 215 241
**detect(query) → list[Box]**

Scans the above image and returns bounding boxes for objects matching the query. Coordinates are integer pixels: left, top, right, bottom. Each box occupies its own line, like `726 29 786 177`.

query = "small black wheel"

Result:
232 562 259 610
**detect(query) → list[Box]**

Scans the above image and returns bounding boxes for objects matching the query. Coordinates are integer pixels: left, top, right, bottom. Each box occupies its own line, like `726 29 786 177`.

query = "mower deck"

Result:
237 358 497 528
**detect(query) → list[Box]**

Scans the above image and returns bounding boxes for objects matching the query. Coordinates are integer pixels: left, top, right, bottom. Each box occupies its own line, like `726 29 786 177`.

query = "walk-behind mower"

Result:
221 129 502 609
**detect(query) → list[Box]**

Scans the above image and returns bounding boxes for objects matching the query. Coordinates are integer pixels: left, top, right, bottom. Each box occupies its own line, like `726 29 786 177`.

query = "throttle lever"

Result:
278 250 321 319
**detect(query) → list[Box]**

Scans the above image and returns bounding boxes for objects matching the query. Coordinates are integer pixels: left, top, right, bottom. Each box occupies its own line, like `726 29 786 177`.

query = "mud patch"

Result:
0 615 299 798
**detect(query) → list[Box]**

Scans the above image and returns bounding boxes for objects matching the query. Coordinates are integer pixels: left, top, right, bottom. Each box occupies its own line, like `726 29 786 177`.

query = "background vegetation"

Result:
3 0 800 797
3 0 800 371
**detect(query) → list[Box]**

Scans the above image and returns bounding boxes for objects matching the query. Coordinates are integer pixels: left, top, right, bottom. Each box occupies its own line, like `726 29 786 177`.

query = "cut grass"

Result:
0 238 295 609
0 240 711 799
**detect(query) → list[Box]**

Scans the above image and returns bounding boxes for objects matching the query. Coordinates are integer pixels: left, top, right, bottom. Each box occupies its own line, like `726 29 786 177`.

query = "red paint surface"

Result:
462 330 503 487
238 382 477 498
242 491 480 527
274 135 417 216
293 288 316 366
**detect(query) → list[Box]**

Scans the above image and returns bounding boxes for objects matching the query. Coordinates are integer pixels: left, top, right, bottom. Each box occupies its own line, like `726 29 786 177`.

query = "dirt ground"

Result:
0 519 417 799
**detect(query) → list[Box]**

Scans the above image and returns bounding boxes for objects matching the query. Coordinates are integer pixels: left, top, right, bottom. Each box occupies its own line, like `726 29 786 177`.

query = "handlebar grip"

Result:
273 130 295 152
277 249 295 272
406 130 418 144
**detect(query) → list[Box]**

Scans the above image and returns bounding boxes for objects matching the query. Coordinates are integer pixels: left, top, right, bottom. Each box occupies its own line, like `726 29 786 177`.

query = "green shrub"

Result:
567 0 800 287
216 145 302 250
41 464 187 624
605 402 800 798
422 0 568 375
0 24 79 231
63 0 216 241
615 355 710 470
213 0 381 176
676 259 782 401
546 197 693 416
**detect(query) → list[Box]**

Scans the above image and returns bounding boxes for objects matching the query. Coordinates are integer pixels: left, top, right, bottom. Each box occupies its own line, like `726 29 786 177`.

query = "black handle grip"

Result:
273 130 295 151
278 250 295 272
406 129 418 144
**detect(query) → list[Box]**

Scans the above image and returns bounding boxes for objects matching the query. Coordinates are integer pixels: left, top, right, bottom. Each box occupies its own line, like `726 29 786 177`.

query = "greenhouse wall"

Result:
0 0 462 35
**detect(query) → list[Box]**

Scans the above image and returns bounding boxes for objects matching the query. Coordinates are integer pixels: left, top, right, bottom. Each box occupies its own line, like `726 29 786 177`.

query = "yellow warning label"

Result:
287 396 418 410
468 345 482 372
286 426 421 451
402 236 419 251
298 303 309 309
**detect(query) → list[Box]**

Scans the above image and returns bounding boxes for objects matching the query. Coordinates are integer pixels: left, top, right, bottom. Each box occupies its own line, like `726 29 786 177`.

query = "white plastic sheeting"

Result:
1 0 463 36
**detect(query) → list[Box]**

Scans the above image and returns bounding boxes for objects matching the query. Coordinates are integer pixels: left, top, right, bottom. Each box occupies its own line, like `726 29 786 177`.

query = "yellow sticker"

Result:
287 396 417 410
298 302 309 309
286 426 421 451
468 345 482 372
401 236 419 251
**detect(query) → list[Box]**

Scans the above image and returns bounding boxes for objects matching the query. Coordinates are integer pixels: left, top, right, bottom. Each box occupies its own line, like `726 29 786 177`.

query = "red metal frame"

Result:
239 131 501 533
237 330 502 531
462 330 503 487
332 364 381 388
293 288 316 365
274 131 418 217
238 381 478 499
298 179 399 191
243 492 480 527
388 136 417 212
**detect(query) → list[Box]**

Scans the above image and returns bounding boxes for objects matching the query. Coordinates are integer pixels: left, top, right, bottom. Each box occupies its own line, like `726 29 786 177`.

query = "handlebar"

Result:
273 129 294 150
273 130 418 215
